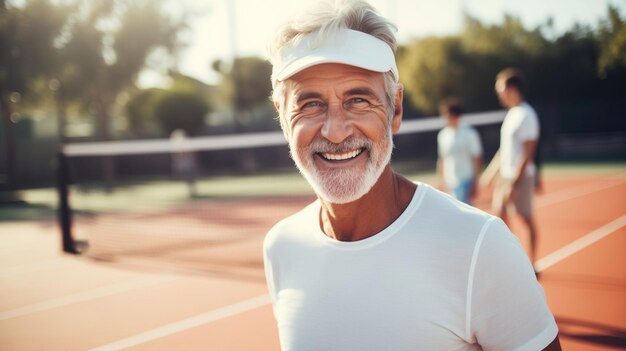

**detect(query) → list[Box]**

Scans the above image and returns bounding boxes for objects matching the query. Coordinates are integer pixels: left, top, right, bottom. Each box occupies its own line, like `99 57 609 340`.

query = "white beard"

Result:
290 128 393 204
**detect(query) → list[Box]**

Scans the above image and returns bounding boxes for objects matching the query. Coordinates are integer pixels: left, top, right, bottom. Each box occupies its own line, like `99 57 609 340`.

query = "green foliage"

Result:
209 56 275 131
108 1 180 93
399 14 555 114
398 37 464 113
461 15 548 59
0 0 185 141
231 57 273 111
213 56 273 124
397 11 624 115
54 0 184 139
0 0 74 99
0 0 78 190
597 6 626 76
153 90 209 137
125 73 214 138
532 29 600 100
125 88 163 137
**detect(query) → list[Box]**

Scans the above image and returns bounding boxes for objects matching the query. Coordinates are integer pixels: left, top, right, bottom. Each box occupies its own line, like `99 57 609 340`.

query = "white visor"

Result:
271 28 399 86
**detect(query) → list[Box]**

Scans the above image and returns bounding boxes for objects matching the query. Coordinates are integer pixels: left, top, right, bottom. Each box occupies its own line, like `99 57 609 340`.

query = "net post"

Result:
57 148 78 254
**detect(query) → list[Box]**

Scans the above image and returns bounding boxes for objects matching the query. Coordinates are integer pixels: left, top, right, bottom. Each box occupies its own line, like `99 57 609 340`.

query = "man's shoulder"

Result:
416 184 493 230
519 102 539 120
403 184 502 261
419 188 527 266
509 102 538 119
264 200 319 251
437 126 452 138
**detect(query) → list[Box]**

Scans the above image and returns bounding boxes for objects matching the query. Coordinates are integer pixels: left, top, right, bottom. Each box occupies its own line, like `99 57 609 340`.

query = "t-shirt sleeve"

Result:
517 110 540 142
467 128 483 156
263 231 279 318
468 218 558 351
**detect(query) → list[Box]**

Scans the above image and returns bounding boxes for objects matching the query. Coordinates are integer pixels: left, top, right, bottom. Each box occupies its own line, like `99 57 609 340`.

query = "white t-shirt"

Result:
438 123 483 188
263 183 558 351
500 102 540 179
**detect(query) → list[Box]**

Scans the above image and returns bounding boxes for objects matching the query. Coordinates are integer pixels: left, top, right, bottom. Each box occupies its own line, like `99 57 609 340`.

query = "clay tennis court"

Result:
1 165 624 350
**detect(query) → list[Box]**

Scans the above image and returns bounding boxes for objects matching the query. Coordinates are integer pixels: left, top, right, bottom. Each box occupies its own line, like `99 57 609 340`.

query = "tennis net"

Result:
57 110 505 269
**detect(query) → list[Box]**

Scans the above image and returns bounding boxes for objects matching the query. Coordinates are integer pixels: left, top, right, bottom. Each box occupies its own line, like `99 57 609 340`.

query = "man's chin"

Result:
318 189 366 205
312 174 377 204
303 175 362 204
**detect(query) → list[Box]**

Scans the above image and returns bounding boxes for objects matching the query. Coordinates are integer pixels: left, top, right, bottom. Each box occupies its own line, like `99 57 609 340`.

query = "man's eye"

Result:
302 101 322 109
347 97 370 108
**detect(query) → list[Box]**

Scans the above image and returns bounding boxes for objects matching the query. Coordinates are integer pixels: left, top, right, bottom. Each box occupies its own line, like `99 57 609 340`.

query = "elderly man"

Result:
263 1 560 350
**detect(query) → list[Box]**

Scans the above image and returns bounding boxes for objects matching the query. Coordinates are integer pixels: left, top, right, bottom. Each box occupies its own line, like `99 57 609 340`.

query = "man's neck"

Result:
509 97 525 108
449 117 460 129
318 166 417 242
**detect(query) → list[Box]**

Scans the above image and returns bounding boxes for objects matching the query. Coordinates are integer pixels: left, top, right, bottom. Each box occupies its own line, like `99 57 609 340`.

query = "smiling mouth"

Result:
318 148 365 161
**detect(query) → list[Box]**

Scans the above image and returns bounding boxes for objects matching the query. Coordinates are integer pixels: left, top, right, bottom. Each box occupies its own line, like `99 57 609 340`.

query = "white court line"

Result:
535 215 626 272
87 294 270 351
0 276 175 321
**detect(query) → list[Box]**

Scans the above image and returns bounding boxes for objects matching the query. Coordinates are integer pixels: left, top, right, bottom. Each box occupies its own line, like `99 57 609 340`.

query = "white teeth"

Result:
321 149 363 161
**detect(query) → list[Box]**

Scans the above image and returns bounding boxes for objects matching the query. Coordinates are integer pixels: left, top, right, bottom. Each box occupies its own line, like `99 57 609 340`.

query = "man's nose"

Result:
320 103 353 144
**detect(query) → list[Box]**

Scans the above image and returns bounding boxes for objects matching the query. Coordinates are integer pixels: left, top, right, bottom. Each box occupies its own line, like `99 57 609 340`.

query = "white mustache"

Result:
307 137 372 154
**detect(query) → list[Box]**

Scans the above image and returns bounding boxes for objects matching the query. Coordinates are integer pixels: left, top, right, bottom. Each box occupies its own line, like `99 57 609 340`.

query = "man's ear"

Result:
274 100 290 139
391 84 403 133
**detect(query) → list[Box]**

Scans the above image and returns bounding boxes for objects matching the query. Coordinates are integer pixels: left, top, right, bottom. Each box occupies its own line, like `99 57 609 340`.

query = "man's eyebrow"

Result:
345 87 378 98
295 91 323 104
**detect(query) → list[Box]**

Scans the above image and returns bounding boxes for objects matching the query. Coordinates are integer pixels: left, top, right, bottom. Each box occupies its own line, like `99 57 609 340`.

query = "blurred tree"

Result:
461 14 548 60
397 11 623 115
460 15 551 109
230 57 273 113
212 56 273 129
597 5 626 77
398 8 626 161
0 0 74 192
398 37 464 114
125 87 163 138
398 14 554 114
55 0 184 141
153 90 209 137
531 26 599 101
48 0 186 189
125 72 214 138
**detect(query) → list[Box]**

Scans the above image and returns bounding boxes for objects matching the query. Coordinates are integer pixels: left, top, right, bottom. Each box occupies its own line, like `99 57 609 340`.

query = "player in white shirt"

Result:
437 98 483 204
481 68 541 269
265 1 560 349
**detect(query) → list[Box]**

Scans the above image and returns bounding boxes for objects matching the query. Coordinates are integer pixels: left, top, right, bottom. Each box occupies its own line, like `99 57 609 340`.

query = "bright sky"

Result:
139 0 624 87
